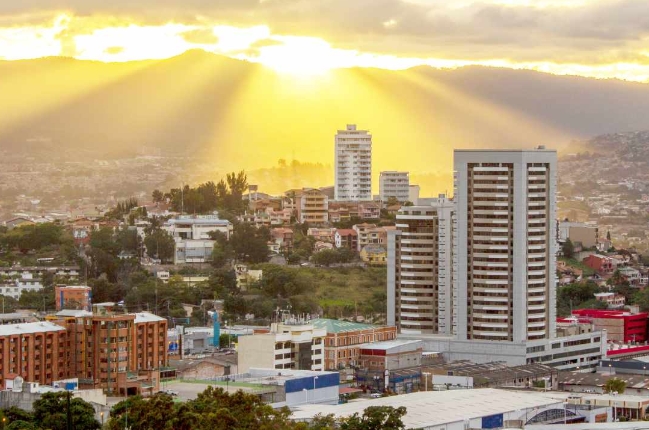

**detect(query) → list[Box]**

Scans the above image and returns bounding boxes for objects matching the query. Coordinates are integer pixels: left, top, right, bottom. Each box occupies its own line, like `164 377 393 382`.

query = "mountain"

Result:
2 50 649 178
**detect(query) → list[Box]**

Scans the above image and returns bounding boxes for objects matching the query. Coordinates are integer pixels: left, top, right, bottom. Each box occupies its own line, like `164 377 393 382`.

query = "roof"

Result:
361 244 386 253
310 318 383 334
56 310 93 318
0 321 66 336
335 229 357 236
166 217 231 226
560 370 649 389
358 339 421 351
134 312 166 323
291 388 563 429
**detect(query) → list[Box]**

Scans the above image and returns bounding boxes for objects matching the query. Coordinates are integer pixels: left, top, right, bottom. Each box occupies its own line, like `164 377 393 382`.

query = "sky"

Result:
1 0 649 81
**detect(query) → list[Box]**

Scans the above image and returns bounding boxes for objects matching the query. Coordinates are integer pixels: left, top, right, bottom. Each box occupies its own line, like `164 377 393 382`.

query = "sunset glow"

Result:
1 11 649 82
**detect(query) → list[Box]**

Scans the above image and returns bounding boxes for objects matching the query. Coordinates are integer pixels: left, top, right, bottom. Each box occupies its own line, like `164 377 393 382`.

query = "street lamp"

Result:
644 366 647 377
2 417 6 430
609 363 612 375
303 388 308 404
225 376 230 392
422 372 431 392
100 412 104 427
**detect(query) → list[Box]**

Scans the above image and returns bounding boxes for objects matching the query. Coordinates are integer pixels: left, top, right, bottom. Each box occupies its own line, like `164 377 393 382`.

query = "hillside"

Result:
2 50 649 178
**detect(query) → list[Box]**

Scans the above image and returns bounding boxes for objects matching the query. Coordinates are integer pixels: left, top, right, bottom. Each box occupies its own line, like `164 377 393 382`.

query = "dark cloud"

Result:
2 0 649 65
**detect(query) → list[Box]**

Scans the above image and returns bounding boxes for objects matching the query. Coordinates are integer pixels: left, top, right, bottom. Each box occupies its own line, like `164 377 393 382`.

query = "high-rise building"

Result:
334 125 372 201
379 171 410 202
389 148 605 370
387 195 455 336
454 148 557 342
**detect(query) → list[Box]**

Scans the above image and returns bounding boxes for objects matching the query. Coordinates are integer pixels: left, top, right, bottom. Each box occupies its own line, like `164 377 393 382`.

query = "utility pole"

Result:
67 391 72 430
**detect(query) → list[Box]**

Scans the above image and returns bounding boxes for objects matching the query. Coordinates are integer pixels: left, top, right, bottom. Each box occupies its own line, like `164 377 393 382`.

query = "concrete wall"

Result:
238 334 277 373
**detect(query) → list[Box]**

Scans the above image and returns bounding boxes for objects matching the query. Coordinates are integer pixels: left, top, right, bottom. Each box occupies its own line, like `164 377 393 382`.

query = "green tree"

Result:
312 249 341 267
33 392 100 430
339 406 407 430
230 223 269 264
144 230 175 263
152 189 164 203
604 378 626 394
562 238 575 259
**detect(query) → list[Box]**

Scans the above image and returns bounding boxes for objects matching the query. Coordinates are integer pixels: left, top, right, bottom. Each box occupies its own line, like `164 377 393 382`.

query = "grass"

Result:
559 256 595 277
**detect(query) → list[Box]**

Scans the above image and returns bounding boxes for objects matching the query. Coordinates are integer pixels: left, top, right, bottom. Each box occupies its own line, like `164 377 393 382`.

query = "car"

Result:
370 393 382 398
161 389 178 396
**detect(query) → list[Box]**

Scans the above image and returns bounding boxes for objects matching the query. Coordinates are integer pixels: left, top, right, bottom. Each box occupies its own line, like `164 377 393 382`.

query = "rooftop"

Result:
0 321 66 336
358 339 421 351
55 310 93 318
134 312 166 323
310 318 383 334
291 388 563 429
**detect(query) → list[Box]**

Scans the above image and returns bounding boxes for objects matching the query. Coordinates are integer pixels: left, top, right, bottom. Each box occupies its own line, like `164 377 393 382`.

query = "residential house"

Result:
360 245 387 265
307 228 336 243
163 215 233 265
3 217 35 230
594 292 625 309
583 254 617 275
358 203 380 220
353 223 377 252
619 266 642 287
270 228 294 253
314 241 335 252
334 229 358 251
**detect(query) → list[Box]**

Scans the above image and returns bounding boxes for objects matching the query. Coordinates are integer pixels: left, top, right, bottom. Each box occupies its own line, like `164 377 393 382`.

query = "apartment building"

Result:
310 319 397 371
295 188 329 224
238 320 325 373
334 125 372 201
379 171 410 203
163 215 233 265
454 148 557 342
558 221 598 249
53 307 168 396
391 148 605 371
387 196 455 336
0 322 70 390
353 223 377 252
55 285 92 311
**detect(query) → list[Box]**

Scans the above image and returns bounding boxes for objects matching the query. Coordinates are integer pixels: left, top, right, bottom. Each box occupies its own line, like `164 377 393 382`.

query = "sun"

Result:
250 36 347 77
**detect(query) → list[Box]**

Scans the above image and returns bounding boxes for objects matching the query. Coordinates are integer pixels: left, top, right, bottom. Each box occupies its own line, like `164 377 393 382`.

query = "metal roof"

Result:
310 318 381 334
0 321 66 336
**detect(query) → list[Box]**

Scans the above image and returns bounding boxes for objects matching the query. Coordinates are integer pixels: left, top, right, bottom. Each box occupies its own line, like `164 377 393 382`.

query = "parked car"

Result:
161 389 178 396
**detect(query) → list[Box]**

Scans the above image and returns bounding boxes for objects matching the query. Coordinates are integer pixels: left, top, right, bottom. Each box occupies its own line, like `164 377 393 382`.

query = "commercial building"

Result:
356 339 423 394
387 195 455 336
295 189 329 224
571 309 647 343
379 171 410 202
334 124 372 201
310 319 397 371
558 221 598 249
55 285 92 312
0 322 70 390
292 388 601 429
237 320 325 373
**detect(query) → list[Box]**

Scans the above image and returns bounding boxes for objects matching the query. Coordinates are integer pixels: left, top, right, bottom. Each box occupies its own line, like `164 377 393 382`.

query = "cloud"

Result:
1 0 649 71
181 28 219 44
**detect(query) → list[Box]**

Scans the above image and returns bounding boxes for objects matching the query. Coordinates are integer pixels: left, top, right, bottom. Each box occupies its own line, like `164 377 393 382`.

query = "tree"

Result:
607 230 612 241
385 196 400 207
562 238 575 259
339 406 407 430
312 249 341 267
33 392 100 430
144 230 175 263
152 189 164 203
604 378 626 394
230 223 269 264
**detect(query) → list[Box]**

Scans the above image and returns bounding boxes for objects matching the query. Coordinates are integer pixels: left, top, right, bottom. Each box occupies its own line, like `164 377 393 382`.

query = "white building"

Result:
0 272 44 299
454 148 557 342
163 215 233 265
334 124 372 201
238 320 325 373
390 148 605 371
408 185 420 205
379 171 410 202
387 195 455 336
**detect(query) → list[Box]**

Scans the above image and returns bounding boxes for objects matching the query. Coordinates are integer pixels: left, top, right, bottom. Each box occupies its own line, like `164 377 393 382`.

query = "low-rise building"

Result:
334 229 357 251
237 320 325 373
358 203 380 220
55 285 92 311
163 215 233 265
307 228 336 243
173 239 215 265
619 266 642 287
594 292 625 308
310 319 397 371
583 254 617 275
352 223 377 252
571 309 648 343
360 245 387 265
558 221 598 249
271 228 294 253
356 339 423 394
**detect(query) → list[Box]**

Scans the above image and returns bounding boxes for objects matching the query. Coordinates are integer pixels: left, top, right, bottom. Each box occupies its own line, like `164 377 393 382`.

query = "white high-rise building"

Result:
454 148 557 342
334 125 372 201
387 195 455 336
389 147 606 371
379 171 410 203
